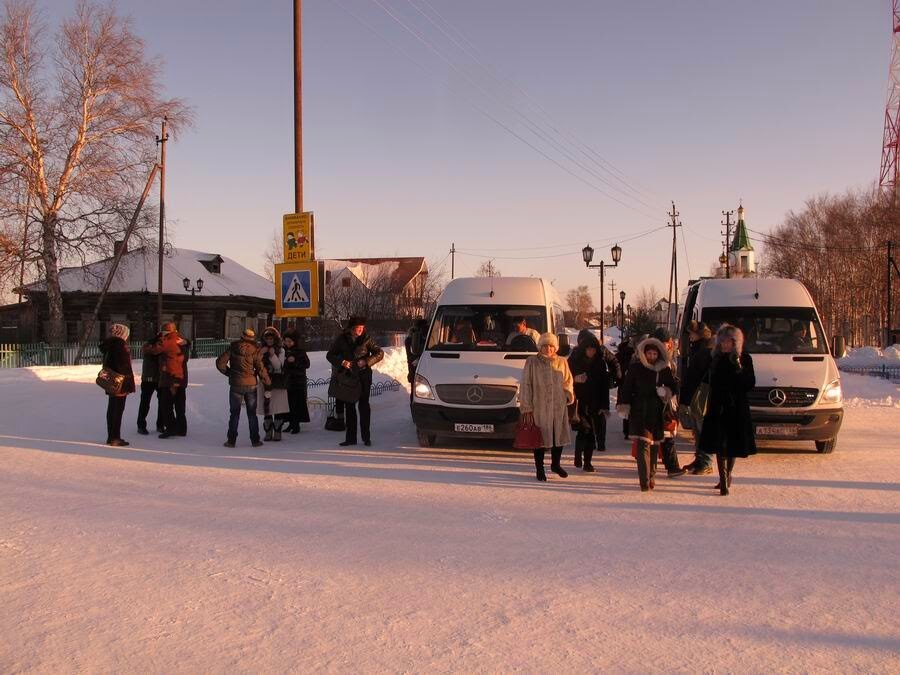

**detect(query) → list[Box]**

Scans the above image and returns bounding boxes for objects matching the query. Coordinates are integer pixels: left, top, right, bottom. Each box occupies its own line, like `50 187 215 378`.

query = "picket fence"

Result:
0 339 231 369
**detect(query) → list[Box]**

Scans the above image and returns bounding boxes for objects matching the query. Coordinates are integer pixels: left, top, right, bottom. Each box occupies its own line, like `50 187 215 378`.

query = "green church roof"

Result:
730 207 754 252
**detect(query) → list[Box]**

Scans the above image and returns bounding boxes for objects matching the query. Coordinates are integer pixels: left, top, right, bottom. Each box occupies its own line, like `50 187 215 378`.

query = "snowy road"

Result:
1 353 899 672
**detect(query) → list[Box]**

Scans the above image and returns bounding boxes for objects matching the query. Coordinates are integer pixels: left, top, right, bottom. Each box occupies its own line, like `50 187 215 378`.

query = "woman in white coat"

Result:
519 333 575 481
258 327 291 441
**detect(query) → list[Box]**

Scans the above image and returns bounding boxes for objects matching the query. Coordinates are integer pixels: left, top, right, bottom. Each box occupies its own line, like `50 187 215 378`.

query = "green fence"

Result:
0 338 231 369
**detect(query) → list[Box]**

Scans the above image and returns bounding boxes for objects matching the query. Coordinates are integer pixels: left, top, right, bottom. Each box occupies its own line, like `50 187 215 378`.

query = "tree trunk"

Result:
41 215 66 344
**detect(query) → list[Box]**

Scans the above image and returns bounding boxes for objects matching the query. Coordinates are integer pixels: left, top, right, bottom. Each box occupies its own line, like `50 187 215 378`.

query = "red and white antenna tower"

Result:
879 0 900 193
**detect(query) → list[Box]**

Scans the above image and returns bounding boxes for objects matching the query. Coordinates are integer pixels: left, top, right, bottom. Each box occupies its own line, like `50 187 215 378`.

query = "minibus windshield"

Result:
701 307 828 354
427 305 547 352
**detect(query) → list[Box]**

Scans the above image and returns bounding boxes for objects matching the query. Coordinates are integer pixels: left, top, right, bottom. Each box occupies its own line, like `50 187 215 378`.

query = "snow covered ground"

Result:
2 351 899 672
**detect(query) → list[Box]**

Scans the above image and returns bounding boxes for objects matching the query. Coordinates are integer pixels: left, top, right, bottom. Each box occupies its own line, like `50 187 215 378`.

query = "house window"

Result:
225 310 247 340
741 255 749 271
342 277 351 288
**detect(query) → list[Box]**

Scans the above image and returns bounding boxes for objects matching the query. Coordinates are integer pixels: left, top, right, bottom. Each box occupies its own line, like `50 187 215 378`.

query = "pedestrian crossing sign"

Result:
275 261 321 317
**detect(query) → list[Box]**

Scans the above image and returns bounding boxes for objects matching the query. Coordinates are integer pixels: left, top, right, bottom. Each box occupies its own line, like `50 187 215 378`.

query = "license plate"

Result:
454 423 494 433
756 425 799 437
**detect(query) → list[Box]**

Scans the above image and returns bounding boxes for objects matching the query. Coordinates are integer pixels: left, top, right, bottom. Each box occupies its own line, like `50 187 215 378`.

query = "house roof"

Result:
324 257 426 292
24 246 273 299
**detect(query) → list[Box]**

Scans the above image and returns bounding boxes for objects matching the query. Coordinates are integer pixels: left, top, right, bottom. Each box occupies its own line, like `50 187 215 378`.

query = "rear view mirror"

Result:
831 335 847 358
557 333 571 357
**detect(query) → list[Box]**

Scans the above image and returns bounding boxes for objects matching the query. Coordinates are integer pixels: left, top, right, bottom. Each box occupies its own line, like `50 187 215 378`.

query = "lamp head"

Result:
196 278 204 292
619 290 625 301
182 277 190 291
581 244 594 266
611 243 622 264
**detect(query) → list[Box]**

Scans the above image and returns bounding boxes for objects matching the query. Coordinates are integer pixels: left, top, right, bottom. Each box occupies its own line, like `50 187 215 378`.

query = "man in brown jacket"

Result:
145 322 190 439
216 328 272 448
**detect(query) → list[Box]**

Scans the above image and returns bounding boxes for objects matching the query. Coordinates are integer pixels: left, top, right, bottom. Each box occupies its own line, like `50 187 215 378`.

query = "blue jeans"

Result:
228 388 260 442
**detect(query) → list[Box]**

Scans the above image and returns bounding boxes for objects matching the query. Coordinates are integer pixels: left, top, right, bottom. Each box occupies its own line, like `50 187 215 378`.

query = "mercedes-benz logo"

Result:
466 385 485 403
768 388 787 406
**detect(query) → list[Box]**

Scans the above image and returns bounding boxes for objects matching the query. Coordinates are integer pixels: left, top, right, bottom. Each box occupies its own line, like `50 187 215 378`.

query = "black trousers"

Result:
106 395 127 442
345 383 372 443
136 380 161 431
159 387 187 435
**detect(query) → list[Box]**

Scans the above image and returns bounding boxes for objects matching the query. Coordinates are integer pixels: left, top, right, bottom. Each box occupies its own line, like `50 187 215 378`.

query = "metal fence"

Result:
0 338 231 369
838 364 900 381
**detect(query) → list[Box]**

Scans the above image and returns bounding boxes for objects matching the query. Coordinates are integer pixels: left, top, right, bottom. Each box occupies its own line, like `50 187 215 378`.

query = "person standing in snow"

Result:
282 329 310 434
100 323 136 447
698 324 757 496
145 322 190 439
326 317 384 447
404 317 429 404
679 321 715 475
519 333 575 481
216 328 271 447
136 332 163 435
616 337 678 492
258 327 291 441
651 327 686 478
615 335 636 439
567 329 621 472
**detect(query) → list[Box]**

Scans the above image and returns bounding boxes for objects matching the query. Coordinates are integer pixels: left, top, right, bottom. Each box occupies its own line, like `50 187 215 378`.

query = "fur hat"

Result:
109 323 130 341
160 321 177 335
651 327 672 343
241 328 256 341
689 320 713 340
715 323 745 355
538 332 559 349
347 316 367 328
262 326 282 343
636 337 669 372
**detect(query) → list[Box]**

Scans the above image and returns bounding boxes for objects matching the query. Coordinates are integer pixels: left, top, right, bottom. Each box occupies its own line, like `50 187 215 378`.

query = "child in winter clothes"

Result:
616 337 679 491
259 327 290 441
282 330 311 433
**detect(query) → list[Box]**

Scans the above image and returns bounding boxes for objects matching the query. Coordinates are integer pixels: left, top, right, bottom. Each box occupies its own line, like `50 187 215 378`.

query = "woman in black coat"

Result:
568 329 622 471
99 323 136 446
282 329 311 433
698 324 757 496
616 337 678 491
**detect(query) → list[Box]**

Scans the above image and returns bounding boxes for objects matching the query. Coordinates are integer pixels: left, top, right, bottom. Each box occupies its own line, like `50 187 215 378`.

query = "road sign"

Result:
283 212 314 262
275 261 321 317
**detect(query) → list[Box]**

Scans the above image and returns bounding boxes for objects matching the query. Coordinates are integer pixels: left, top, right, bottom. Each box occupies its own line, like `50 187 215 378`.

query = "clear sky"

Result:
48 0 892 308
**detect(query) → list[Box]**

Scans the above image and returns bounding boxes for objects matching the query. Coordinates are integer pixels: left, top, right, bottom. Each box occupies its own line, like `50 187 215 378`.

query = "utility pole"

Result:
666 202 682 332
607 279 616 328
888 240 899 346
155 117 168 329
721 209 734 279
293 0 303 214
450 242 456 279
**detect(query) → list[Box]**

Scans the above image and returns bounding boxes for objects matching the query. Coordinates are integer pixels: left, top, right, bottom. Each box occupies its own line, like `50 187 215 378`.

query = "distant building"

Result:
323 257 429 320
728 204 756 277
2 245 275 343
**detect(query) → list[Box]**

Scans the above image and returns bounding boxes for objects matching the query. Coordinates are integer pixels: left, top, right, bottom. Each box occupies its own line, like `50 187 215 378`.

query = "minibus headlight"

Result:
414 373 434 400
822 380 842 404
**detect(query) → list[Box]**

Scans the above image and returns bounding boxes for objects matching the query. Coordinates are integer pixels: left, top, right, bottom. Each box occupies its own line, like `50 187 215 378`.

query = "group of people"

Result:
100 321 191 446
518 322 756 495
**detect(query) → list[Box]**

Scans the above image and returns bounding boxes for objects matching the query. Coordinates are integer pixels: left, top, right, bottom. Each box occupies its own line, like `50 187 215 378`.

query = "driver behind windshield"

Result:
506 316 541 346
781 321 810 352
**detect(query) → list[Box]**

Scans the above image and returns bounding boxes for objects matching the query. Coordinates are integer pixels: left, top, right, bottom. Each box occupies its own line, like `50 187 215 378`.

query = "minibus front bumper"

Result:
411 402 520 439
751 407 843 442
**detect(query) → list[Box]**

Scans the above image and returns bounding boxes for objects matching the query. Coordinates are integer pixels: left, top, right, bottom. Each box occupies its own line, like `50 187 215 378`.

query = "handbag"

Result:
96 367 125 396
690 382 711 422
329 369 362 403
513 419 544 449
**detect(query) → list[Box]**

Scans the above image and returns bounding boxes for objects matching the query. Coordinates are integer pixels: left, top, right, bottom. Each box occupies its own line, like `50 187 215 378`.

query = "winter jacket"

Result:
283 345 311 389
216 338 272 393
100 337 136 395
698 352 757 458
568 332 622 413
519 352 575 448
326 331 384 377
616 340 635 379
616 338 678 443
404 320 428 383
140 338 160 383
146 332 189 390
680 337 714 406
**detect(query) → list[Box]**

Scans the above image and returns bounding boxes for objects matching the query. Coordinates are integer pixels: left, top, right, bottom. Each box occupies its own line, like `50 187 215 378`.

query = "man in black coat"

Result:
404 318 429 404
326 317 384 447
136 334 163 435
680 321 715 475
615 336 635 439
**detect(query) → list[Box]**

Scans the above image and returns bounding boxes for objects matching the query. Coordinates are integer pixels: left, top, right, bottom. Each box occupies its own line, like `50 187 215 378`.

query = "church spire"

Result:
730 203 754 252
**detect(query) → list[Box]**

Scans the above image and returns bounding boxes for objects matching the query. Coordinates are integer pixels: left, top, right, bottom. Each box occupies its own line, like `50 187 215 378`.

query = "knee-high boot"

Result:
550 446 568 477
533 449 547 482
716 453 729 495
583 446 595 472
273 419 284 441
264 417 274 442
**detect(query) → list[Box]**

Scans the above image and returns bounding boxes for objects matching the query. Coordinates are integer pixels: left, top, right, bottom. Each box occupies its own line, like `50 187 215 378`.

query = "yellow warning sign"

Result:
283 212 314 263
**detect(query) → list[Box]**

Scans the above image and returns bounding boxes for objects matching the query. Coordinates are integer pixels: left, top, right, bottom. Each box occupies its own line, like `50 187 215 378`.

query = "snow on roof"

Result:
324 257 425 291
25 246 273 299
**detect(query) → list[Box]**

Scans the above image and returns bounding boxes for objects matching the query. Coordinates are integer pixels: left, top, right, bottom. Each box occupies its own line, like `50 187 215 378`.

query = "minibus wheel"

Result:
417 429 437 447
815 438 837 454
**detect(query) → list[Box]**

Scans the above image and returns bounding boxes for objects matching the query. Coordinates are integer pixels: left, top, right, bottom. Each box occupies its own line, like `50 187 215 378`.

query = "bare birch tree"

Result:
0 0 190 341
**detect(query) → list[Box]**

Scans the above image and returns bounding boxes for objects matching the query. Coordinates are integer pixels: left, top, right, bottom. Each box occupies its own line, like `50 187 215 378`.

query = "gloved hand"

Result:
264 390 272 399
574 373 587 383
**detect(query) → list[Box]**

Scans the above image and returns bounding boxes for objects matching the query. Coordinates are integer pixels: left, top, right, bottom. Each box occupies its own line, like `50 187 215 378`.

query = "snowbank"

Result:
841 372 900 408
839 345 900 367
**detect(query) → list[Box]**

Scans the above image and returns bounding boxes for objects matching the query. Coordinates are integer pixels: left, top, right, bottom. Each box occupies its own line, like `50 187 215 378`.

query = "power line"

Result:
458 226 665 253
456 225 667 260
361 0 664 221
747 227 883 253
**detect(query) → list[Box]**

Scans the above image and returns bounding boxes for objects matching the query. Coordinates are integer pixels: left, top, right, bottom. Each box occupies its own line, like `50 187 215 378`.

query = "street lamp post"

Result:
182 277 203 358
582 243 622 337
619 290 626 336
